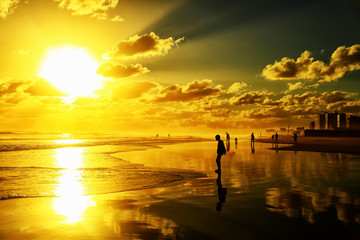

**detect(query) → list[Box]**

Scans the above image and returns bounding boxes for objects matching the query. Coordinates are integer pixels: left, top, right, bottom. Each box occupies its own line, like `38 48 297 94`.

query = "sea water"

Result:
0 132 205 200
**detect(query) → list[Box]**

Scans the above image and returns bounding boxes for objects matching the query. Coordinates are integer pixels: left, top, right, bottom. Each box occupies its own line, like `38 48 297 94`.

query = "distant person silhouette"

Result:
293 133 298 144
216 172 227 211
215 135 226 173
272 134 274 142
250 132 255 149
235 137 238 149
275 132 279 145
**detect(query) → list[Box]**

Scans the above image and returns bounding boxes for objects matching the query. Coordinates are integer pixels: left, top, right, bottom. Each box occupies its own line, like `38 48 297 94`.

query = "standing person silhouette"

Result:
275 132 279 145
293 132 298 144
215 135 226 173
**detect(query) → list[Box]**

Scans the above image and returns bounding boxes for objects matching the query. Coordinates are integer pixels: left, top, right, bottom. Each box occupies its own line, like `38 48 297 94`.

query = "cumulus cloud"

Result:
262 44 360 82
55 0 118 18
0 0 20 19
284 82 305 94
103 32 184 59
227 81 248 94
229 91 271 106
25 79 66 96
110 81 158 100
280 91 357 106
110 15 123 22
327 101 360 114
97 62 149 79
152 79 224 102
0 78 65 97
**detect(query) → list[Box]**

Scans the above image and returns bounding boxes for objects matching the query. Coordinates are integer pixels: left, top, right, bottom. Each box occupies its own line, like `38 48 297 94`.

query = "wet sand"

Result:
256 136 360 155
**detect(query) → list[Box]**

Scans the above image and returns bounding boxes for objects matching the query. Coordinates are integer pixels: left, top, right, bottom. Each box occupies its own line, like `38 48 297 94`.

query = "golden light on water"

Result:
39 46 102 97
53 147 94 224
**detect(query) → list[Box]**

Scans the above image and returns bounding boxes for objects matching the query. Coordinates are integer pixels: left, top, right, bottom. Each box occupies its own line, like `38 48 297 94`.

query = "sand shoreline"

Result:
256 136 360 155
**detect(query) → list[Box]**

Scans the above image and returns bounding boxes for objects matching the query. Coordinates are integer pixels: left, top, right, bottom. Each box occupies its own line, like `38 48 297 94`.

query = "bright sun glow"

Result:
39 46 102 96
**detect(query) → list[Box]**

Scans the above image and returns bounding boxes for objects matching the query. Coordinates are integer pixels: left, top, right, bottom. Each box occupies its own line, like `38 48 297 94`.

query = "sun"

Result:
39 46 102 96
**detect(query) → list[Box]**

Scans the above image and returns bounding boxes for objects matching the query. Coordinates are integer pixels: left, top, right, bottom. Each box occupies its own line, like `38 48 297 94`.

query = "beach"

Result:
256 136 360 155
1 135 360 239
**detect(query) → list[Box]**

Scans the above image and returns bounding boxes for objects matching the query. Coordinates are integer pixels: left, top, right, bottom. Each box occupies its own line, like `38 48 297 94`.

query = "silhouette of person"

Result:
216 171 227 211
215 135 226 173
275 132 279 145
250 132 255 149
235 137 238 149
156 134 158 138
293 132 298 144
271 134 274 142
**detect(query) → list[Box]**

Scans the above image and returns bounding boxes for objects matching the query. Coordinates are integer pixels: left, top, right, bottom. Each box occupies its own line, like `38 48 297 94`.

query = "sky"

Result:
0 0 360 136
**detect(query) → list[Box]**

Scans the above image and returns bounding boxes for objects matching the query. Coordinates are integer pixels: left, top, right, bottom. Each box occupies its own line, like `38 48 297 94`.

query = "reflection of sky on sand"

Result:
53 147 94 224
118 141 360 225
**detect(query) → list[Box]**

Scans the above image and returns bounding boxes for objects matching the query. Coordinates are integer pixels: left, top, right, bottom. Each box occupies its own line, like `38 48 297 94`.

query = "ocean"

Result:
0 132 206 200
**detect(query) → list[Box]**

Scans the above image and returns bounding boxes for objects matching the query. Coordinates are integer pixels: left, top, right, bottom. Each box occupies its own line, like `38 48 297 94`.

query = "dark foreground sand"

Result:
256 136 360 155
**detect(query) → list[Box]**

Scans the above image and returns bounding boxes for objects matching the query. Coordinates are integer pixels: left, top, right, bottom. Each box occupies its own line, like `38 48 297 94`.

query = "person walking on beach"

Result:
293 132 298 144
215 135 226 173
275 132 279 145
235 137 238 148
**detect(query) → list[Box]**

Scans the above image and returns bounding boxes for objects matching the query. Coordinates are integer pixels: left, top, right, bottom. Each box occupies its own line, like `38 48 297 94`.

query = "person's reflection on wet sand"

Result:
216 172 227 212
251 142 255 154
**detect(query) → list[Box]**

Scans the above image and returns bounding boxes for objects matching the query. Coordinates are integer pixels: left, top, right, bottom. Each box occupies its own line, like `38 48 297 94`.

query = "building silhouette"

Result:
348 115 360 129
319 112 346 130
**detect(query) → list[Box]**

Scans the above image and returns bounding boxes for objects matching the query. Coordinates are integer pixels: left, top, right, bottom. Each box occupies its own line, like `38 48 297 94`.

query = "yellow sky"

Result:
0 0 360 136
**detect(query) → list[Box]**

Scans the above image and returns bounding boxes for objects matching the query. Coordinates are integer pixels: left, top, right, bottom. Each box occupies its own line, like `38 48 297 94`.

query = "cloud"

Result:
110 81 158 100
327 101 360 114
25 79 66 96
0 0 20 19
284 82 305 94
97 62 149 79
55 0 118 17
0 78 65 97
277 91 357 107
227 81 248 94
110 15 124 22
103 32 184 59
229 91 271 106
152 79 224 102
262 44 360 81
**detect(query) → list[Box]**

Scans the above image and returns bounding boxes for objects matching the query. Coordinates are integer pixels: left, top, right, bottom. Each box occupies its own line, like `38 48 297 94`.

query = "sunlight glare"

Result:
53 147 94 224
39 46 102 97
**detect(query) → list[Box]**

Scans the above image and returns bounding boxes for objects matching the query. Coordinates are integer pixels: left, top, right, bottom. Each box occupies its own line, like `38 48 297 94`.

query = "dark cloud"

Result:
262 44 360 81
97 62 149 79
103 32 184 59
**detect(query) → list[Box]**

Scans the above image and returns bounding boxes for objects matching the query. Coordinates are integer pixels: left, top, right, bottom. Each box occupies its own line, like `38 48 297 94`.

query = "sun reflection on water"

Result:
53 147 94 224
